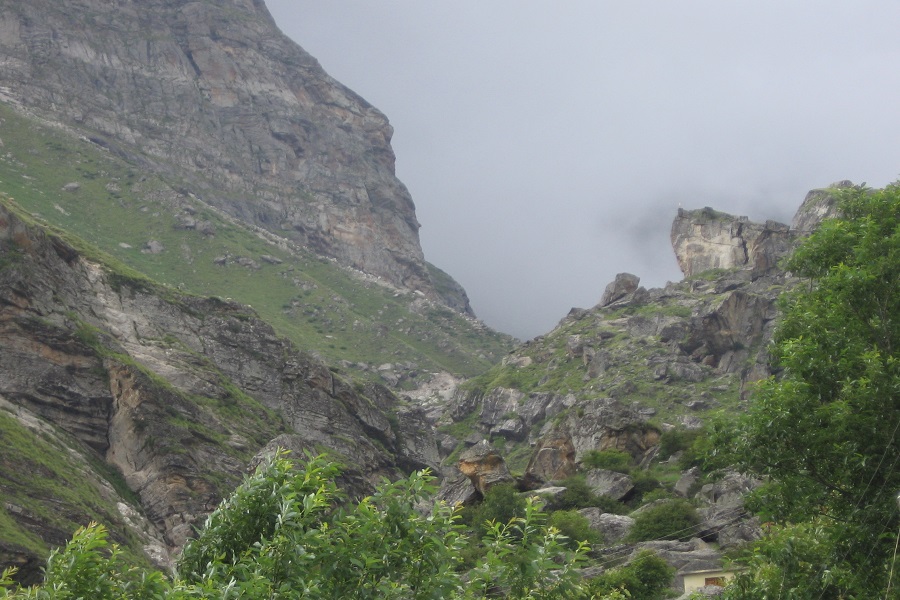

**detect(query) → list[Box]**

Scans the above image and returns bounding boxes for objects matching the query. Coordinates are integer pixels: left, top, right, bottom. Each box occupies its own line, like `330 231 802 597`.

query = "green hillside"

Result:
0 102 514 382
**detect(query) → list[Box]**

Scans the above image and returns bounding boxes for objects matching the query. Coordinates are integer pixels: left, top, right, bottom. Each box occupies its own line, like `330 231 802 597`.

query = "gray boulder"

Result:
584 468 634 501
579 507 634 543
600 272 641 307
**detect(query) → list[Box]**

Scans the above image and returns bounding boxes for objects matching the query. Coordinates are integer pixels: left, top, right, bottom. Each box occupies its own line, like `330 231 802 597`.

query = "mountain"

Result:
432 184 845 548
0 195 446 582
0 0 432 298
0 0 865 591
436 183 844 474
0 0 515 385
0 0 517 583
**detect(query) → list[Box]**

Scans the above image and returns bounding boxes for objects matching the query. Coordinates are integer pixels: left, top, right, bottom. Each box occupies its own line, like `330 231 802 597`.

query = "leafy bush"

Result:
658 429 706 470
1 451 600 599
581 449 631 473
548 510 601 549
625 500 701 543
627 471 662 506
464 482 526 536
586 550 675 600
552 475 627 514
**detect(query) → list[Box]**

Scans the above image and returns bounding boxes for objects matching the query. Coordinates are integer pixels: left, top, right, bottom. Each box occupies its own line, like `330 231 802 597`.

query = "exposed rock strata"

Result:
670 208 793 279
438 184 848 507
0 0 451 302
0 201 438 574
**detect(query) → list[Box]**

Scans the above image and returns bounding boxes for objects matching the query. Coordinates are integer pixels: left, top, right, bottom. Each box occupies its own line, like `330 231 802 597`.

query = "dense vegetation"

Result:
0 452 673 599
711 184 900 598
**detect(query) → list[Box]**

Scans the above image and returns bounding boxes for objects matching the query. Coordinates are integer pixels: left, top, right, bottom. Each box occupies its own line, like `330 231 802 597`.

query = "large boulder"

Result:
584 469 635 501
674 467 701 498
671 208 794 280
579 508 634 543
791 181 849 233
457 441 514 495
522 437 576 489
696 471 762 548
599 272 641 307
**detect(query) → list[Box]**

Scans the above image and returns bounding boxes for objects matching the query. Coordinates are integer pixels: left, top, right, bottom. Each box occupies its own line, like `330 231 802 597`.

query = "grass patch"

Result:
0 101 515 382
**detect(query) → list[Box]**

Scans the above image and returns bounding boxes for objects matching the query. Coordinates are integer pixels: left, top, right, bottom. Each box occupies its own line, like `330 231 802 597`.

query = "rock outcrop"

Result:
437 184 852 520
0 200 438 576
792 181 849 233
0 0 446 301
670 208 793 279
457 441 514 495
599 272 641 307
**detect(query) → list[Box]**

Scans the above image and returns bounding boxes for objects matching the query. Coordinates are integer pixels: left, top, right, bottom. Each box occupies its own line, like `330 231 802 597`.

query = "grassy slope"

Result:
0 406 149 567
0 102 514 381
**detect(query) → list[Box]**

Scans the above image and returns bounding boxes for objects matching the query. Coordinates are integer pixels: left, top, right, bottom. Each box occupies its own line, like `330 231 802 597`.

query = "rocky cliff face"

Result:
0 199 438 580
0 0 447 302
434 183 848 498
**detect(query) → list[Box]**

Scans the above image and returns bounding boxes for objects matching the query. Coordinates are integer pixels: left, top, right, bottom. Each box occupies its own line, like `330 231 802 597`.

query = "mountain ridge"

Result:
0 0 447 303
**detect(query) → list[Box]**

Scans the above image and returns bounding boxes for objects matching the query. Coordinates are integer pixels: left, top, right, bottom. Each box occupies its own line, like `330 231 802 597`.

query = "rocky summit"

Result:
431 183 848 573
0 0 443 302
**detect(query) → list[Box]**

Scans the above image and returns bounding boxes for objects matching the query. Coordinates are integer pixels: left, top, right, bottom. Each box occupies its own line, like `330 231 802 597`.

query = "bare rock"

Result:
531 486 568 503
522 436 576 489
0 0 441 300
437 466 479 507
792 181 849 233
674 466 701 498
671 208 794 279
141 240 164 254
0 202 441 575
599 273 640 307
457 441 514 495
696 471 762 548
579 507 634 543
584 468 634 501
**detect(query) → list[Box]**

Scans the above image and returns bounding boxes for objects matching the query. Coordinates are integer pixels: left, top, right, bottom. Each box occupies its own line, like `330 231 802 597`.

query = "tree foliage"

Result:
1 451 618 599
624 500 700 543
720 184 900 597
586 550 674 600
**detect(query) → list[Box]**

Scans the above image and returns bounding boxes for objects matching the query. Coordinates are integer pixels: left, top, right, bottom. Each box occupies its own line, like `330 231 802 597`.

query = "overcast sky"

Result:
264 1 900 339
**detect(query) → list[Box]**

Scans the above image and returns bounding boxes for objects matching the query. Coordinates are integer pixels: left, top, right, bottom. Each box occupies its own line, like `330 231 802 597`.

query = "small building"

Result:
681 568 740 594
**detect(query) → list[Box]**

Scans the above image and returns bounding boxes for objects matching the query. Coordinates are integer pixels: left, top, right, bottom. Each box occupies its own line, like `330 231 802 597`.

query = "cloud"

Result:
266 0 900 339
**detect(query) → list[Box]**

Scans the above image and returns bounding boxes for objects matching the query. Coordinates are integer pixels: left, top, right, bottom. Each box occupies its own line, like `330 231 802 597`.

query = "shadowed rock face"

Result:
0 0 434 296
0 201 439 575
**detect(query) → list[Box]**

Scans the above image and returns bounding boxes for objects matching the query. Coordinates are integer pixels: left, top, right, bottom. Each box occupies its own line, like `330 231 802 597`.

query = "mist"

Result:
265 1 900 339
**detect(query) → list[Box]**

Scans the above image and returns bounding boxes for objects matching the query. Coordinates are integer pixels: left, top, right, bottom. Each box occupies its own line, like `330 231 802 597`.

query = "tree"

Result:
624 500 700 543
1 451 595 599
586 550 674 600
720 184 900 597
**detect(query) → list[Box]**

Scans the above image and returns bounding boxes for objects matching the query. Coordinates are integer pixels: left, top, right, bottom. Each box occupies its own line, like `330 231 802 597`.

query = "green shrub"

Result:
586 549 675 600
548 510 601 549
2 452 600 599
581 449 632 473
627 471 663 506
659 427 708 470
625 499 701 543
463 482 526 536
549 475 622 515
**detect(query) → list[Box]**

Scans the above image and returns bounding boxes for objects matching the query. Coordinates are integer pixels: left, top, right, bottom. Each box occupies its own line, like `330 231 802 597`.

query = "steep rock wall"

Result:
0 0 436 296
0 200 438 573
